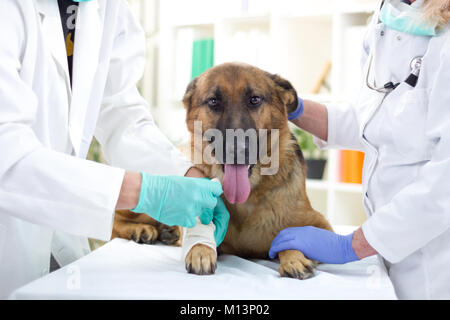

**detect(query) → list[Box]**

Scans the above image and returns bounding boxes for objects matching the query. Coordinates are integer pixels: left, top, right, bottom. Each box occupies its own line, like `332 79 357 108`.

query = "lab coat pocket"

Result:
387 87 432 162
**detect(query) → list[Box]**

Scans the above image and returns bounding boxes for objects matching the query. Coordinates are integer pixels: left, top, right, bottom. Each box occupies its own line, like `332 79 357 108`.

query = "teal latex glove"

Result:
194 199 229 246
181 178 230 246
131 173 223 228
209 197 230 246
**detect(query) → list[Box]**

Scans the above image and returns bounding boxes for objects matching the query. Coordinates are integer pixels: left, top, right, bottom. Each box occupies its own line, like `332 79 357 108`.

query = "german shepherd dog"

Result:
113 63 332 280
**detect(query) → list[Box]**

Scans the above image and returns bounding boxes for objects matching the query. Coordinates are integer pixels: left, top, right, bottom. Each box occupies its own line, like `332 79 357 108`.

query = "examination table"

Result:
10 226 397 300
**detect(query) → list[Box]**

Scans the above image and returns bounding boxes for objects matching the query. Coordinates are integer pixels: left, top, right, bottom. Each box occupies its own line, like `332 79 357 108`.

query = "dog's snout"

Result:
225 136 251 165
220 132 260 166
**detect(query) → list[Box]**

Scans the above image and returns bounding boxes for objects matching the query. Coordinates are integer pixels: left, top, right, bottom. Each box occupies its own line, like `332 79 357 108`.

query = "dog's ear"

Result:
182 77 199 110
269 74 299 114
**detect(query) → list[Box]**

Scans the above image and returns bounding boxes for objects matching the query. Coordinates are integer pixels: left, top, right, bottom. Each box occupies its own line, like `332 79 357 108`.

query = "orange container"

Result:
340 150 365 184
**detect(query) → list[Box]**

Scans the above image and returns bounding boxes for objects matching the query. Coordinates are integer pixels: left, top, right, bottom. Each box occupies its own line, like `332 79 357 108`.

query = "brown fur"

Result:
111 62 332 280
112 210 182 246
183 63 332 279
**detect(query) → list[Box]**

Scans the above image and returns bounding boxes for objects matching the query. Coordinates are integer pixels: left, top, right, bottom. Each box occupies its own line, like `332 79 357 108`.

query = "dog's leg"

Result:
278 250 318 280
157 224 182 246
183 220 217 275
113 211 182 246
112 221 160 245
185 244 217 275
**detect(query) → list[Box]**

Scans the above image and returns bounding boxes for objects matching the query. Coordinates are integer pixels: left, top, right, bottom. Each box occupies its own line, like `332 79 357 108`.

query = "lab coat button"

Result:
397 35 402 41
380 30 385 36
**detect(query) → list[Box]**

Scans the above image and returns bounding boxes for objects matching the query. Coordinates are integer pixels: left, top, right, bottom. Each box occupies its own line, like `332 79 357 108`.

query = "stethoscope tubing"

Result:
366 54 422 93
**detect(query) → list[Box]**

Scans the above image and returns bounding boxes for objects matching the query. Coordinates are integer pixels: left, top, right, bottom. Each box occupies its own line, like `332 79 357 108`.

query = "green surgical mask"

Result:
380 0 439 36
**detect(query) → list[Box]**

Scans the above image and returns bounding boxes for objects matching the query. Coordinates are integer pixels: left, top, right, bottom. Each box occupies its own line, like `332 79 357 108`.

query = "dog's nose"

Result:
230 137 248 164
224 136 253 165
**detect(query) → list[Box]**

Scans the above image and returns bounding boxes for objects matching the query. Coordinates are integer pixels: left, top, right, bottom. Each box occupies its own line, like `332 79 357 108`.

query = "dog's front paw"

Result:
185 244 217 275
130 224 159 245
278 250 318 280
158 225 182 246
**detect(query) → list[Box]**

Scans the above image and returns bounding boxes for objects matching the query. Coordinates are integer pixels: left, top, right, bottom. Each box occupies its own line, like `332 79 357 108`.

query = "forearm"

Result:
352 227 378 259
116 171 142 210
290 99 328 142
115 167 207 210
184 166 207 178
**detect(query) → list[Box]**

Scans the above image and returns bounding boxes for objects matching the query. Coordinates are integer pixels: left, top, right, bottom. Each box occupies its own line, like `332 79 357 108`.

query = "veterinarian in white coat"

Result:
0 0 229 299
271 0 450 299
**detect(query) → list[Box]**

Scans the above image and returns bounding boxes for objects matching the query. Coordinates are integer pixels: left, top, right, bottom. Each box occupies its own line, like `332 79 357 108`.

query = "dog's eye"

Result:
207 98 220 111
249 96 262 107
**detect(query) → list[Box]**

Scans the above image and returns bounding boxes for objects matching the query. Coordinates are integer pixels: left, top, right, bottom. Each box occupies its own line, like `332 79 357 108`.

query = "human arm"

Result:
0 1 124 241
115 167 206 210
116 168 229 238
290 99 329 142
289 96 365 151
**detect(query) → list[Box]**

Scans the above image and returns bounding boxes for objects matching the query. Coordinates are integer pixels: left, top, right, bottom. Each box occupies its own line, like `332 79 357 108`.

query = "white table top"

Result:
10 227 397 300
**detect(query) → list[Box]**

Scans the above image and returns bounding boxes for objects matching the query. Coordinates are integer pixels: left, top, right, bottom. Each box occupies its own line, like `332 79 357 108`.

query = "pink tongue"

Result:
223 164 251 204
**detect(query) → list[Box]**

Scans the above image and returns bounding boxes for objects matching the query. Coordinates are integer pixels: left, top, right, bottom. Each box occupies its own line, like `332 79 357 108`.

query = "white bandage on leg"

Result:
181 178 220 261
181 219 217 260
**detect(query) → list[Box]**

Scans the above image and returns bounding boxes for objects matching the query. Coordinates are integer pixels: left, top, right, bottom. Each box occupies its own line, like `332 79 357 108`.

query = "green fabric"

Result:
380 0 439 36
191 38 214 79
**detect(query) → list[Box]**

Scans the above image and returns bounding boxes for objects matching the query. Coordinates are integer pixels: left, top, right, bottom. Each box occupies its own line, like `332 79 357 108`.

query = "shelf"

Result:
172 22 216 30
333 182 363 193
306 180 362 194
220 15 271 25
306 179 329 191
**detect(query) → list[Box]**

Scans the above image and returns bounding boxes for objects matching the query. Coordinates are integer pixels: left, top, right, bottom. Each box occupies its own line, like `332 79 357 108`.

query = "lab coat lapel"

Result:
70 0 103 157
35 0 71 96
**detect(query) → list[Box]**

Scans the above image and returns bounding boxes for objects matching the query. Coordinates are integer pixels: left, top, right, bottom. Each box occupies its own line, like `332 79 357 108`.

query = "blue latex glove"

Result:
131 173 223 228
269 226 359 264
288 97 304 121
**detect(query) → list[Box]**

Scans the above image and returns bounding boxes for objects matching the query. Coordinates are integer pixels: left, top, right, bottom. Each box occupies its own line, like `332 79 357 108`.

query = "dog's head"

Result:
183 63 298 204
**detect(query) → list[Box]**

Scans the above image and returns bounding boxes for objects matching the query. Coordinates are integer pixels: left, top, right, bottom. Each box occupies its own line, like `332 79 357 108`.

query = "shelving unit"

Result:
129 0 381 226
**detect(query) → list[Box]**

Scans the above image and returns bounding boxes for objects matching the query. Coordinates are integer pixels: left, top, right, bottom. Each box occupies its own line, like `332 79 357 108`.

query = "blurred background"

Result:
94 0 382 226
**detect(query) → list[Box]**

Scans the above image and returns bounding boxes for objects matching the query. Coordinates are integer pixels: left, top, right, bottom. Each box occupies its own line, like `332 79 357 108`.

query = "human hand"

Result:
208 197 230 246
131 173 223 228
194 177 230 246
288 97 304 121
269 226 359 264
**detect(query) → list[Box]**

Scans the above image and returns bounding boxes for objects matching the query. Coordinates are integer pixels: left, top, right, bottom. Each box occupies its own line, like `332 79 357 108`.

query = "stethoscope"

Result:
366 55 423 93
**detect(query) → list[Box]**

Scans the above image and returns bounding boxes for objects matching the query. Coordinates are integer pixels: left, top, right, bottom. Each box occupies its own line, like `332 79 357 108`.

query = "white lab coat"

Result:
316 10 450 299
0 0 191 299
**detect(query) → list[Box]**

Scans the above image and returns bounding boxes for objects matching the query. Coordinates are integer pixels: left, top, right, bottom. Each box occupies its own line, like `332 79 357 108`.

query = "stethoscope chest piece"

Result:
366 54 423 93
410 57 422 76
